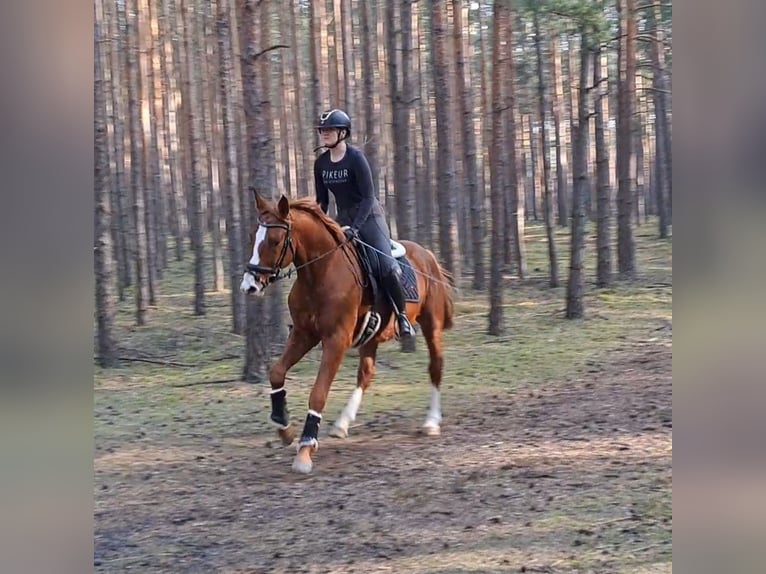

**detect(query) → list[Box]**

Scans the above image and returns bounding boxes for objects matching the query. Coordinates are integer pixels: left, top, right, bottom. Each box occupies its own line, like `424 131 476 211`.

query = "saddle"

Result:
349 236 419 348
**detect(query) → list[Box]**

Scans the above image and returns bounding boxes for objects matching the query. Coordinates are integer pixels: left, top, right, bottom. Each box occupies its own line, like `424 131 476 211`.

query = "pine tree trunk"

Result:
550 36 569 227
157 0 182 266
387 0 415 241
566 32 591 319
533 11 558 288
125 0 150 325
415 3 434 249
649 2 671 237
95 4 118 366
277 13 293 200
288 0 310 198
259 0 286 353
504 6 525 279
146 0 168 274
309 0 327 113
634 72 647 226
104 0 131 299
167 0 189 262
429 0 457 278
453 0 483 290
183 0 206 314
477 0 490 221
594 45 612 288
527 113 538 221
201 2 225 292
329 0 341 106
616 0 637 278
217 0 244 334
239 0 270 383
341 0 355 118
137 0 159 305
447 2 469 267
488 0 507 336
360 0 380 198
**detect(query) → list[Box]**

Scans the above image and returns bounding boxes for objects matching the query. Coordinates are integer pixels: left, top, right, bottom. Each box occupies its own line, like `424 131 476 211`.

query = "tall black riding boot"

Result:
383 271 415 339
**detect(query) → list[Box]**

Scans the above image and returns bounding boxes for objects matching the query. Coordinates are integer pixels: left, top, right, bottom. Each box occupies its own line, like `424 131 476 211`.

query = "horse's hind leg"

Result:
329 341 378 438
420 318 444 436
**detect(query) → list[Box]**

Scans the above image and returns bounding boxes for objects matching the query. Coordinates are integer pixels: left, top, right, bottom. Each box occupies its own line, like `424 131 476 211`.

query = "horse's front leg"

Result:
292 335 349 474
269 331 319 445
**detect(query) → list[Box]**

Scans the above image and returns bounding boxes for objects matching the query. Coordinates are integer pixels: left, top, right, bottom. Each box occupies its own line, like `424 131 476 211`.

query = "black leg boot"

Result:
383 271 415 339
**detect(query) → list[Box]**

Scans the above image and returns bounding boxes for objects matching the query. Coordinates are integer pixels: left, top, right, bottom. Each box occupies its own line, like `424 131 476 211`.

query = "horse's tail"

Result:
428 252 455 331
439 264 455 331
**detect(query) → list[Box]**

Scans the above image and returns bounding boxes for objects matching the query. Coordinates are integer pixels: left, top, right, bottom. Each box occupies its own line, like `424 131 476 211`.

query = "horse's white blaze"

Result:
249 225 268 267
334 387 364 433
423 387 442 429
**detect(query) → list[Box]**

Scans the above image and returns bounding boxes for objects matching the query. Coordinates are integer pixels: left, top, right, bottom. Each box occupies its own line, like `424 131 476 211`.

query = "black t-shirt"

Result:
314 145 377 230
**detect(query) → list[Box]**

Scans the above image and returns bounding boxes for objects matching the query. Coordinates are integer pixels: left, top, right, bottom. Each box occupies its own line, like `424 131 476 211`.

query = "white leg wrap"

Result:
335 387 364 432
423 387 442 428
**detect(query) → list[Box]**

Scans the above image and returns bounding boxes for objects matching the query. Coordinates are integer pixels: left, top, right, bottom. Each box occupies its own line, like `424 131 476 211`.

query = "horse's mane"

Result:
286 197 347 244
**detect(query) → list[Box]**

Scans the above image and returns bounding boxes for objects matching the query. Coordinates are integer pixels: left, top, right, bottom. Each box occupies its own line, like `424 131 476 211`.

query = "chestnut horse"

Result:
239 192 455 474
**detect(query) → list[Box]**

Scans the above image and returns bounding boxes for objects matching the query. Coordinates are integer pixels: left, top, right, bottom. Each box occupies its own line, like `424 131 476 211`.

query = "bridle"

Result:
246 219 295 284
245 217 353 285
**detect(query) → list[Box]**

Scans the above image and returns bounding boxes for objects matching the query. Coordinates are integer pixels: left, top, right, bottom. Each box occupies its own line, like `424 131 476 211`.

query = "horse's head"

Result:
239 190 295 296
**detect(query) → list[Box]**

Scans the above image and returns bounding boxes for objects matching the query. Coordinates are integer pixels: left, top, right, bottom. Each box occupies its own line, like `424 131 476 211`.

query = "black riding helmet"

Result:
316 109 351 135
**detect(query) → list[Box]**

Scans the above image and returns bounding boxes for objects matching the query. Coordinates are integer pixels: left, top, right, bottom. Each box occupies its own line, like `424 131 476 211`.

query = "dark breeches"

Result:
358 213 400 280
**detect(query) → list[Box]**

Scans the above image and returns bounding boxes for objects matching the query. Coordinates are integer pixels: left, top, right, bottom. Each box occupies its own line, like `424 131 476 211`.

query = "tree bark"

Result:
387 0 415 241
566 32 591 319
533 11 559 288
415 3 434 249
649 2 671 237
137 0 160 303
217 0 244 334
183 0 206 314
616 0 637 278
594 45 612 288
125 0 150 325
95 3 118 366
429 0 458 278
488 0 508 336
360 0 380 198
550 36 569 227
239 0 273 383
453 0 484 290
103 0 131 299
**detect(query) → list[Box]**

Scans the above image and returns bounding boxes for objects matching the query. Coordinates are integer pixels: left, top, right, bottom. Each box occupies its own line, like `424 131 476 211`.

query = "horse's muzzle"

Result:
240 271 265 295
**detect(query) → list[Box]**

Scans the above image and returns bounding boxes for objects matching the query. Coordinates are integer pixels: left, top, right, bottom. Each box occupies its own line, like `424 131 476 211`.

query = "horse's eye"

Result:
269 236 280 247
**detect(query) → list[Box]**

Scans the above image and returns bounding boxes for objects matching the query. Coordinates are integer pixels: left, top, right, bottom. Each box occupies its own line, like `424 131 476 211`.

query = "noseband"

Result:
246 220 295 283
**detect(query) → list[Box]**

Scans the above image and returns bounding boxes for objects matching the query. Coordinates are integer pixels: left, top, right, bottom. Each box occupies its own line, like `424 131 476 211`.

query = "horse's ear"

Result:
251 187 268 212
277 194 290 219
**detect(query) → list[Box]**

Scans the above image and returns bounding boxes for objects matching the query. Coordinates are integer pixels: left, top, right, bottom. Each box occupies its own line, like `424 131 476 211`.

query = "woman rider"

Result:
313 108 415 340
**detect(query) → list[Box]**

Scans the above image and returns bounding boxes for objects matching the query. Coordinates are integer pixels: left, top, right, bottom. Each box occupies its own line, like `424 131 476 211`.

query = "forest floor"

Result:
95 221 672 573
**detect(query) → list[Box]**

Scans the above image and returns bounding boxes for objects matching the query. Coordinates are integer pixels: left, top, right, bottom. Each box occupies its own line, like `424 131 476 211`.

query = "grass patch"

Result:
96 219 671 438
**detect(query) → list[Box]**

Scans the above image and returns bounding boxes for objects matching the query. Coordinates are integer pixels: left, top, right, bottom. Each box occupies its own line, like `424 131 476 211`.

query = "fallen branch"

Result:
593 515 634 526
243 44 289 62
105 356 195 368
172 378 241 388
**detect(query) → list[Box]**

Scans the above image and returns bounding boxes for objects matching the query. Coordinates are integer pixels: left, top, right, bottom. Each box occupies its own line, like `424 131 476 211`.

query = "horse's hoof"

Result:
292 447 314 474
422 423 441 436
328 424 348 439
277 425 296 446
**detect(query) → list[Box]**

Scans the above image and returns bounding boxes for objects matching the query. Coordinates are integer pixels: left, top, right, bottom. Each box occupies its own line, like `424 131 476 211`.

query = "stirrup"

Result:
396 314 415 339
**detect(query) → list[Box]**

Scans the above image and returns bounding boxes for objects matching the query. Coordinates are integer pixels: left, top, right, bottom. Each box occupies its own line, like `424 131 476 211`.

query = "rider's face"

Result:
318 127 341 145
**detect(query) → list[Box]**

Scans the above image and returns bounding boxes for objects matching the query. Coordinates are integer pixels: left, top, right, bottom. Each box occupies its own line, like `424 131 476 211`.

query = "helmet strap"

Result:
313 129 348 152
